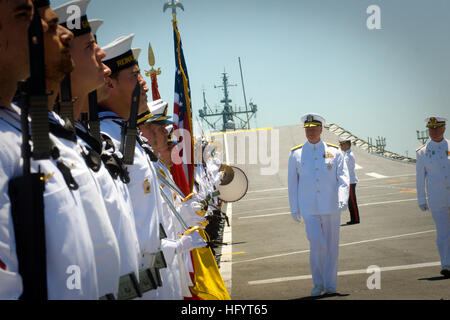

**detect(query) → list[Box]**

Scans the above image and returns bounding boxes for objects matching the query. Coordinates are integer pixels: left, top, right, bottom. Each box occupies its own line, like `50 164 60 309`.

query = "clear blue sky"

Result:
52 0 450 158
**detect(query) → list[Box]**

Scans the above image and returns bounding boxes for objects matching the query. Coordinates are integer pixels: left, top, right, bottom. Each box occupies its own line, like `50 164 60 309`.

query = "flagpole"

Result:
165 0 195 193
145 42 162 101
163 0 184 22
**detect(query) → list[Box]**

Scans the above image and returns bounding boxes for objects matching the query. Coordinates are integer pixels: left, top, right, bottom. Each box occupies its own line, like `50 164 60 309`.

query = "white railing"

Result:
327 123 416 163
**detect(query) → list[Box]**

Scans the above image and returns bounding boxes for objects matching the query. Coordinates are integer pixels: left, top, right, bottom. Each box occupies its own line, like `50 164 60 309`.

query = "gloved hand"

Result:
176 230 207 254
179 198 207 227
206 159 221 176
291 212 302 223
339 201 348 211
419 203 428 211
211 171 224 188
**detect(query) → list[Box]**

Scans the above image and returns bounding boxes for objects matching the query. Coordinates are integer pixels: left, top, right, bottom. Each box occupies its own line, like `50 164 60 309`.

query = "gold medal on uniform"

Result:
328 164 332 171
143 179 151 194
41 172 54 182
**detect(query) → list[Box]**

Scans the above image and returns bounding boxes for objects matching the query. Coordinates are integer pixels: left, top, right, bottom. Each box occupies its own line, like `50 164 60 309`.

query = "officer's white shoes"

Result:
310 286 324 297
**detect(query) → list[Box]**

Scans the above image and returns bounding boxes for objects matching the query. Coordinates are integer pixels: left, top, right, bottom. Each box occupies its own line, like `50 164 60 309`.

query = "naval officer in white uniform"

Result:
416 116 450 278
288 114 349 296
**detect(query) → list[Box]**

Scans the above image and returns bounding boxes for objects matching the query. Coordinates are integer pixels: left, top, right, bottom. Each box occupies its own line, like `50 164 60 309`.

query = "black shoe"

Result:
346 221 359 225
440 269 450 278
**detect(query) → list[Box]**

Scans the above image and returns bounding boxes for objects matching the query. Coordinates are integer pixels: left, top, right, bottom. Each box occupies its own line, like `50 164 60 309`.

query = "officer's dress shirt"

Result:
288 141 349 217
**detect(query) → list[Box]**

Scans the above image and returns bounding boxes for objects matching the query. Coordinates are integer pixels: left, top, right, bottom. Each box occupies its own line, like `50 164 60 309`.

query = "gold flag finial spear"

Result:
145 42 161 78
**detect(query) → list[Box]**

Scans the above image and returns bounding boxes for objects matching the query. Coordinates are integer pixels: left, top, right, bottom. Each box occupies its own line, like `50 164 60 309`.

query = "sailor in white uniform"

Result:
137 99 207 299
0 105 100 300
49 0 124 300
53 2 142 299
98 35 168 299
416 116 450 278
0 0 98 299
288 113 349 296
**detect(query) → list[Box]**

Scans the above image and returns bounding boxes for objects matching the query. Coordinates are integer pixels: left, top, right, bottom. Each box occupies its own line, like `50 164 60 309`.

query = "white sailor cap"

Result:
339 137 351 144
53 0 92 37
301 113 325 128
425 116 447 129
102 34 138 75
132 48 141 62
88 19 103 36
137 99 173 126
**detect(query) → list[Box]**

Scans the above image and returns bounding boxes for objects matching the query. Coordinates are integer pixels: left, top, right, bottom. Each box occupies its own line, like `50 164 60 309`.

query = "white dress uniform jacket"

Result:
0 105 98 299
343 150 358 184
75 122 141 290
288 141 350 217
416 139 450 209
99 111 163 299
416 139 450 269
288 139 349 292
49 112 121 298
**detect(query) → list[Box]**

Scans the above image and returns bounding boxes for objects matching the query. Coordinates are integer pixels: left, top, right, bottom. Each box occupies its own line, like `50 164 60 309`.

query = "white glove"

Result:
339 201 348 211
179 199 207 227
206 160 220 176
419 203 428 211
291 212 302 223
176 231 207 254
211 171 224 188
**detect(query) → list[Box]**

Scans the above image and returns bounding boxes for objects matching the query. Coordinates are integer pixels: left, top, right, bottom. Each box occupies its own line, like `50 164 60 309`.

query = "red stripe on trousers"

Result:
349 184 359 222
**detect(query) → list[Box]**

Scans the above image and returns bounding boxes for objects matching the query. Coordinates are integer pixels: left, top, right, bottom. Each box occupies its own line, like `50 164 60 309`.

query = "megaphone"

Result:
216 164 248 202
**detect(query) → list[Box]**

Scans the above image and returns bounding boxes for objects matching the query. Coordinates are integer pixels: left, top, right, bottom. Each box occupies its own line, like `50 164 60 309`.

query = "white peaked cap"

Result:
424 116 447 123
165 124 174 133
148 99 168 117
300 113 326 127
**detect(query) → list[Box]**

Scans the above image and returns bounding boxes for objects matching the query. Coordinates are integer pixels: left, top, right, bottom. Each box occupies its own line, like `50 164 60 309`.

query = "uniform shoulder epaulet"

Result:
416 144 426 153
291 144 303 152
326 142 339 149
